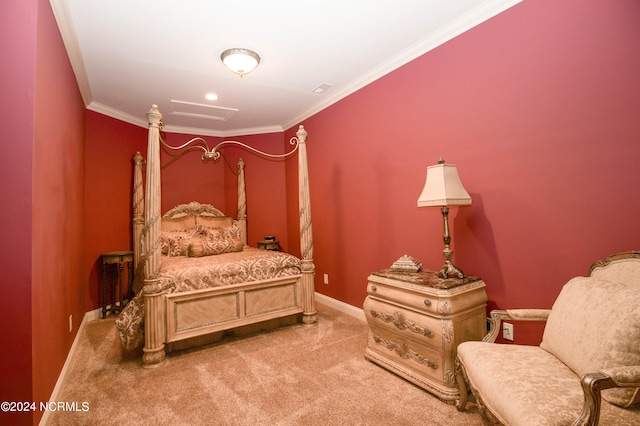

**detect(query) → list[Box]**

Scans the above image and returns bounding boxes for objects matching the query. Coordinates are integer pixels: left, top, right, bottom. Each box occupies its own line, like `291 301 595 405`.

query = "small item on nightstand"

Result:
390 255 422 272
264 235 276 241
257 239 280 251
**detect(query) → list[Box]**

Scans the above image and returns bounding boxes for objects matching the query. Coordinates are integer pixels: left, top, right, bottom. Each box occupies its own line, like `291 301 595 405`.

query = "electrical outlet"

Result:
69 315 73 332
323 274 329 285
502 322 513 341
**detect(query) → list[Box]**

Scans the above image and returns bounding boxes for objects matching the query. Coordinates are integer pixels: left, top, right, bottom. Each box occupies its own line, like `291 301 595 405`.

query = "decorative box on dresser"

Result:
364 269 487 403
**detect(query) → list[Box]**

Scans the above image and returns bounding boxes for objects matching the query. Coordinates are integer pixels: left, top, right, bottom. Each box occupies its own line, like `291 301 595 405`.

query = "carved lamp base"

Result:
438 261 465 279
438 247 464 279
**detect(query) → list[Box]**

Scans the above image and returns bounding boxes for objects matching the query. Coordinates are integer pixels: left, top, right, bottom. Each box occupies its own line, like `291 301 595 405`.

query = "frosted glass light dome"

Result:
221 48 260 77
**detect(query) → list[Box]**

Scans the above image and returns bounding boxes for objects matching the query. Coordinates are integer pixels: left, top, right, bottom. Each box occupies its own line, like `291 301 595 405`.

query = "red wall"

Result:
216 133 292 249
160 132 225 213
295 0 640 344
0 1 37 424
84 111 147 308
32 0 86 416
1 0 86 424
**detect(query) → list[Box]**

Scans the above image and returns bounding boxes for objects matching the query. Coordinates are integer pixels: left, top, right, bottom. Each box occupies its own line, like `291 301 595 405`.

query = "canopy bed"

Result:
115 105 316 367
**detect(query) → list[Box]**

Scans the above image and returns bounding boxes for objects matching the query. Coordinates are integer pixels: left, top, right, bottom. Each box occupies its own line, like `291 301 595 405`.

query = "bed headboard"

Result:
131 149 248 275
163 201 225 219
161 202 234 234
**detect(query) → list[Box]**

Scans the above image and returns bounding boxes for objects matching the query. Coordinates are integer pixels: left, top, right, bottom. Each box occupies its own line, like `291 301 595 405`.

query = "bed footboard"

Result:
141 275 304 367
165 276 303 344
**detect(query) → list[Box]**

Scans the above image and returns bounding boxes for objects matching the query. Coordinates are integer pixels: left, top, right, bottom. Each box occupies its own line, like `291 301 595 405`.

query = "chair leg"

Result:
454 356 468 411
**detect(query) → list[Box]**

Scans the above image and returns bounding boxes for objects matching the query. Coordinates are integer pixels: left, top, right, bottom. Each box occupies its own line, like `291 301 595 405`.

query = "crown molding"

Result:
87 101 147 128
49 0 93 107
283 0 522 131
162 123 284 138
52 0 522 137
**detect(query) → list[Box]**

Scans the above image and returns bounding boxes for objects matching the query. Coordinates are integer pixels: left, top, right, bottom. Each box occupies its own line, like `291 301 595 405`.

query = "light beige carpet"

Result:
46 302 488 425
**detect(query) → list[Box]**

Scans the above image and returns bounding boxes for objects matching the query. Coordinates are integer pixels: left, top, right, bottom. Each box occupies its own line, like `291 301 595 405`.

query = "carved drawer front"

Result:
366 323 444 382
367 281 439 315
363 297 442 350
367 275 487 317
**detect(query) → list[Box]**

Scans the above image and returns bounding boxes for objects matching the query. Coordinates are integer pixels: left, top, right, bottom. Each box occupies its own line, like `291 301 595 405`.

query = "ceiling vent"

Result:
169 100 238 121
312 83 333 94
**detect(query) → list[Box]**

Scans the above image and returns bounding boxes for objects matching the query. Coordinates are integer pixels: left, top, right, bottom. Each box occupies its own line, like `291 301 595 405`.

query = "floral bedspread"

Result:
115 247 301 350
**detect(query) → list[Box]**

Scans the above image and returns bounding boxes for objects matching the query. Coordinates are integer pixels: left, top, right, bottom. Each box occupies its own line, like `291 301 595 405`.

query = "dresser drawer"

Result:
366 323 445 383
367 275 487 316
364 296 442 350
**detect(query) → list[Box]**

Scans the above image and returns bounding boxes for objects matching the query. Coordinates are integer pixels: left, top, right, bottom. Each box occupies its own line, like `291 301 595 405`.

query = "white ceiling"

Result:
50 0 520 137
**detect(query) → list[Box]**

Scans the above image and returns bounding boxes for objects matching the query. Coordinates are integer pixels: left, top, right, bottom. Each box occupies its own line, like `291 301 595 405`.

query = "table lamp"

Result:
417 158 472 279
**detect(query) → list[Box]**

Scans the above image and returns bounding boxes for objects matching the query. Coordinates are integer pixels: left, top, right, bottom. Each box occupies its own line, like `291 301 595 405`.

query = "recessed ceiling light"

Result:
205 93 219 101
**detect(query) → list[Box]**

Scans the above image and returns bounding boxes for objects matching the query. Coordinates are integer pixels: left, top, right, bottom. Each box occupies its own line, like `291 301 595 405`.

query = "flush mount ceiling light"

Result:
220 48 260 77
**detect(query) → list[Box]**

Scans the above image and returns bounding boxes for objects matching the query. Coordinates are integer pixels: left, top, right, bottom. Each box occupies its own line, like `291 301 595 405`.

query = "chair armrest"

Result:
483 309 551 343
573 366 640 426
600 365 640 387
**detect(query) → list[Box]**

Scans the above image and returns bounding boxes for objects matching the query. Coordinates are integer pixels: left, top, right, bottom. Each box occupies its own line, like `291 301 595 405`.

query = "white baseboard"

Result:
39 307 101 426
84 307 103 322
314 292 365 322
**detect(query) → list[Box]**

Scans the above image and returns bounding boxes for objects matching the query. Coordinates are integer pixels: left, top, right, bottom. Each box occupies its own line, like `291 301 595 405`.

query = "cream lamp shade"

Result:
417 162 472 207
417 159 471 279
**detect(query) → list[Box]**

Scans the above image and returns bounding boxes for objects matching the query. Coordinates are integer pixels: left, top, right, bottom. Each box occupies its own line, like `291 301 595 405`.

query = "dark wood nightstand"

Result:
257 240 280 251
100 251 133 318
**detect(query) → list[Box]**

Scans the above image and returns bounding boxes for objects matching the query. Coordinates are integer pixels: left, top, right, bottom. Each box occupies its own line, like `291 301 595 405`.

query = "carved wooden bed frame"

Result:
133 105 316 367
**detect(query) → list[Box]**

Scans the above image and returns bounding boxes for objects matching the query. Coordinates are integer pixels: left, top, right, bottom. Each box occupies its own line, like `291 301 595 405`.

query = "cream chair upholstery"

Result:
455 252 640 426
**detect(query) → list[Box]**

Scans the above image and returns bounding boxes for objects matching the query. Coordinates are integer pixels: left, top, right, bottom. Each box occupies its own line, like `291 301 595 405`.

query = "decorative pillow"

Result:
161 215 196 232
160 231 182 254
187 225 244 257
213 223 242 240
196 216 233 229
161 230 197 256
186 238 207 258
540 276 640 408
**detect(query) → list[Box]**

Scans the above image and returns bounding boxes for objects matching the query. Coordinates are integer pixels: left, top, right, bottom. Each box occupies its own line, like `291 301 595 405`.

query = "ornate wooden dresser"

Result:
364 269 487 403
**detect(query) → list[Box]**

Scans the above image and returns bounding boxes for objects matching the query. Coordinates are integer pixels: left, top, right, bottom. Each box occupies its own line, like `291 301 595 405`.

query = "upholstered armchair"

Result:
455 252 640 425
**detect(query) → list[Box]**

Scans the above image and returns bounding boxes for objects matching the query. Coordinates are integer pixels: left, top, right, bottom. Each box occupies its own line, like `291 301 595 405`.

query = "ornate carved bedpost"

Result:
296 125 317 325
237 158 247 245
132 152 144 274
142 105 166 367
